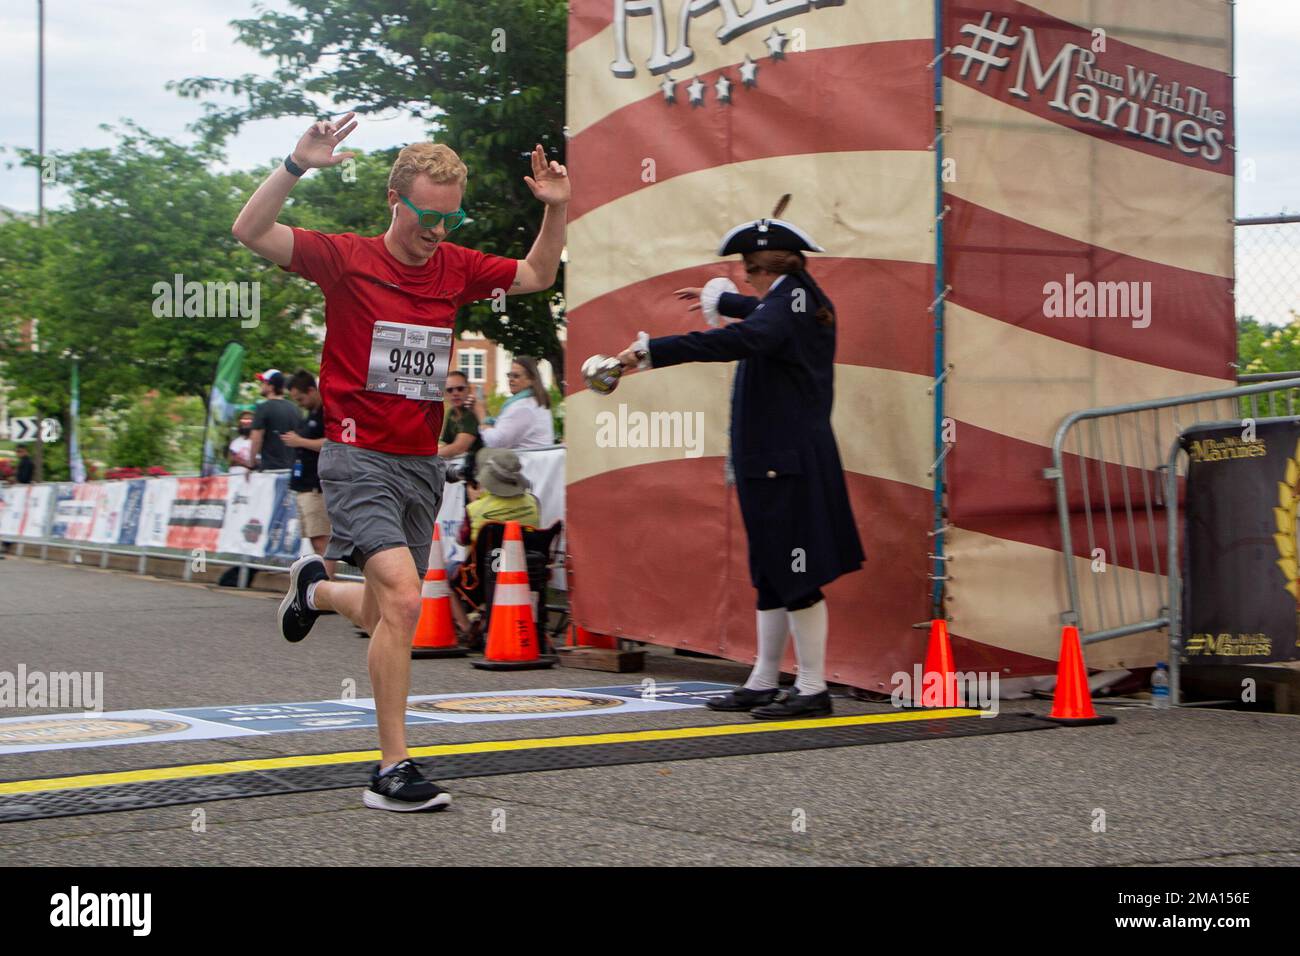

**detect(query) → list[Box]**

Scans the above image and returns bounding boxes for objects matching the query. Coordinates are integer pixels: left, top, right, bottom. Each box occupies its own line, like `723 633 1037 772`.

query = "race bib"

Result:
366 321 454 401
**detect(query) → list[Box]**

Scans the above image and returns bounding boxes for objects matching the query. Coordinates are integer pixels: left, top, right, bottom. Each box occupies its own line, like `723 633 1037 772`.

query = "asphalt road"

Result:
1 556 1297 866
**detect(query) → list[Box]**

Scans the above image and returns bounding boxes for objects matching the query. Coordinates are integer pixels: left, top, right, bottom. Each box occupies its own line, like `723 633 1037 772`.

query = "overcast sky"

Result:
0 0 1296 216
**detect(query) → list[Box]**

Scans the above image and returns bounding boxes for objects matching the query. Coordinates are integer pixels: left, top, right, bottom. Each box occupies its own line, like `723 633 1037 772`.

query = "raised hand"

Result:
292 112 359 169
523 143 570 206
673 287 704 312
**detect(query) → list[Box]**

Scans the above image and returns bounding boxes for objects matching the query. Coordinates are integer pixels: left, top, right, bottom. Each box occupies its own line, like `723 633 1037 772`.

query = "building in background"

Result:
455 326 563 396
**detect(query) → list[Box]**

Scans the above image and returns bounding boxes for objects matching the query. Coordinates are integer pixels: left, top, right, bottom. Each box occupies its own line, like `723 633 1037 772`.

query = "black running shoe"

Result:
363 760 452 812
278 554 328 643
705 685 780 712
750 688 833 720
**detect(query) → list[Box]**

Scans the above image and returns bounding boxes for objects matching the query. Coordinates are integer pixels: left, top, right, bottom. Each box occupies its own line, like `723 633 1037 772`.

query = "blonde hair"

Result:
388 143 468 195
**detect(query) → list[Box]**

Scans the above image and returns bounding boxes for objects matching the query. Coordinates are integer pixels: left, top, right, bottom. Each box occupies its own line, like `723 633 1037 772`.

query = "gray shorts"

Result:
317 440 446 576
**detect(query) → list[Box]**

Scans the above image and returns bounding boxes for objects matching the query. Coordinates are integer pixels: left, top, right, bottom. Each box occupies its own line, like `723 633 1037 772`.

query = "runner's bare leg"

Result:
313 579 367 625
313 548 420 765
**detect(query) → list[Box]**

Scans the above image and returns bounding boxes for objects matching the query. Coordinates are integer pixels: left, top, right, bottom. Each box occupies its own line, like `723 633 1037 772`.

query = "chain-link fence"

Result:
1235 215 1300 326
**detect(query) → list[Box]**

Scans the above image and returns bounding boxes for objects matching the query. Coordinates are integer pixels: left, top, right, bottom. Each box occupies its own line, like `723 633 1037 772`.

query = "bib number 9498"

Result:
366 321 453 401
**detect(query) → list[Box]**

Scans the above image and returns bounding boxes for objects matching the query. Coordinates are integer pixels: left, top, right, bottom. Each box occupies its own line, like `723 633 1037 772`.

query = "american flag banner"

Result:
563 0 1233 688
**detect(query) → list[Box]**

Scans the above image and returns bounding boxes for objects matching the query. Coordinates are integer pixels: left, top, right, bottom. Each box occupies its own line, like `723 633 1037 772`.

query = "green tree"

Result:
172 0 569 377
1 127 325 440
1238 314 1300 374
107 391 178 468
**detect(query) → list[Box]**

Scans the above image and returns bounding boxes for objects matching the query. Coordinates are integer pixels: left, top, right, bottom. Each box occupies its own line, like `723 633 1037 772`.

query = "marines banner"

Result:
1181 422 1300 667
565 0 1234 687
940 0 1235 675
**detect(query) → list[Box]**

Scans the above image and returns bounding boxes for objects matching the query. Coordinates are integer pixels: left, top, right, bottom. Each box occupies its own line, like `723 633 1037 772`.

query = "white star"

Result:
715 73 732 103
765 27 788 60
687 76 706 105
660 75 677 103
739 54 759 87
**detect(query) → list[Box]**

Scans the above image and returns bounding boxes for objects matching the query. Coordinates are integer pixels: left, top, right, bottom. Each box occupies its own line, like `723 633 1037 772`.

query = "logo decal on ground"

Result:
0 685 733 754
411 694 624 715
0 717 190 747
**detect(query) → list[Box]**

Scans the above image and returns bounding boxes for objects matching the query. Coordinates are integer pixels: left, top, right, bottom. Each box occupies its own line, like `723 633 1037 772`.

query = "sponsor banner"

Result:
434 478 466 566
1182 421 1300 666
49 483 100 541
166 476 228 551
137 476 179 548
88 481 130 544
0 485 29 538
263 473 302 561
117 479 148 545
216 471 280 556
4 447 569 568
0 709 261 755
19 484 53 538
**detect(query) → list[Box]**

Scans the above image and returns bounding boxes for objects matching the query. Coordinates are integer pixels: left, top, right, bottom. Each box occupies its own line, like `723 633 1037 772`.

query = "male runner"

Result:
232 114 569 811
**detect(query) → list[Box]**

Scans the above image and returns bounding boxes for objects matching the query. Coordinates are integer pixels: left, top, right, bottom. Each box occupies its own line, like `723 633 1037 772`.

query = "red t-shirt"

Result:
285 230 518 455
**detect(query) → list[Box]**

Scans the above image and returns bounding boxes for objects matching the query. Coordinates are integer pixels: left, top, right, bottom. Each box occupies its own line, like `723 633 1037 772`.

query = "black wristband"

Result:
283 154 307 177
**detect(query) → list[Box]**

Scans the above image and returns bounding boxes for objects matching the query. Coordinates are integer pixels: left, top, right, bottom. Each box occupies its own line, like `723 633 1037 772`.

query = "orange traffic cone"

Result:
921 619 961 707
412 525 467 659
574 624 618 650
1042 625 1116 726
472 521 555 671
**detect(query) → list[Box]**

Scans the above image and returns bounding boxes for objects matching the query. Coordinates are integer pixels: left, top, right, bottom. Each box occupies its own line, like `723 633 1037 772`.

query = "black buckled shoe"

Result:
705 686 781 712
750 688 833 720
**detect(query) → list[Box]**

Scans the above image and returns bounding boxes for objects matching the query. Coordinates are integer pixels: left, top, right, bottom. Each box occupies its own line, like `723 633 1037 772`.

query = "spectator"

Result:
228 411 255 474
464 448 540 545
474 356 554 450
249 369 304 471
15 446 34 484
282 370 334 577
438 369 479 459
449 447 541 637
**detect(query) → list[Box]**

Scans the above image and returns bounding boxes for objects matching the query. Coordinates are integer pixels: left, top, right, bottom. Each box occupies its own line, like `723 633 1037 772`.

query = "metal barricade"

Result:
1046 377 1300 670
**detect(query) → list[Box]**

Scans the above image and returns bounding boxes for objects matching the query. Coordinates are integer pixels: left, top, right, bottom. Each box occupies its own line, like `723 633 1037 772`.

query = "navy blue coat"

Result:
648 272 865 603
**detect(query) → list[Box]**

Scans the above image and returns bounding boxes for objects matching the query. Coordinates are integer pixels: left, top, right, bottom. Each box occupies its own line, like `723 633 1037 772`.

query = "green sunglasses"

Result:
399 196 466 231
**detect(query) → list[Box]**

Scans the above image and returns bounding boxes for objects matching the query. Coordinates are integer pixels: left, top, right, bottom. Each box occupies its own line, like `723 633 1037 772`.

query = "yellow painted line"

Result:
0 709 982 797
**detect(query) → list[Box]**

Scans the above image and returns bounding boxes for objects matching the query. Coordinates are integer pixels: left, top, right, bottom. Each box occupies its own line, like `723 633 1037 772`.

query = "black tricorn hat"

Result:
716 194 824 256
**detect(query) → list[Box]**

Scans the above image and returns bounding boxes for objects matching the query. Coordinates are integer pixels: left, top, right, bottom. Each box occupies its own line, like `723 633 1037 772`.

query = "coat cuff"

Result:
700 277 739 327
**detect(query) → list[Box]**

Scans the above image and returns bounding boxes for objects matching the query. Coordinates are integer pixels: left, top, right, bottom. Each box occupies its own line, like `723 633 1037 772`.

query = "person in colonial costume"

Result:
617 198 864 718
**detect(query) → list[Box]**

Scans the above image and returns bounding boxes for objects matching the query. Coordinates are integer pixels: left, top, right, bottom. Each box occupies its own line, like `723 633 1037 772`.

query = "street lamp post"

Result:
37 0 45 227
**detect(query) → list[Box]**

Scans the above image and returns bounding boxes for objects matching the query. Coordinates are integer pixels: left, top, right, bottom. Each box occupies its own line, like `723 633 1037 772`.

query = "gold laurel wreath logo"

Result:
1274 437 1300 601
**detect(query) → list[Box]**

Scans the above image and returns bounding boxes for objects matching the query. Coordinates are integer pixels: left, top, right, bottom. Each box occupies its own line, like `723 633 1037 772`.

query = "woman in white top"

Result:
475 356 555 450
